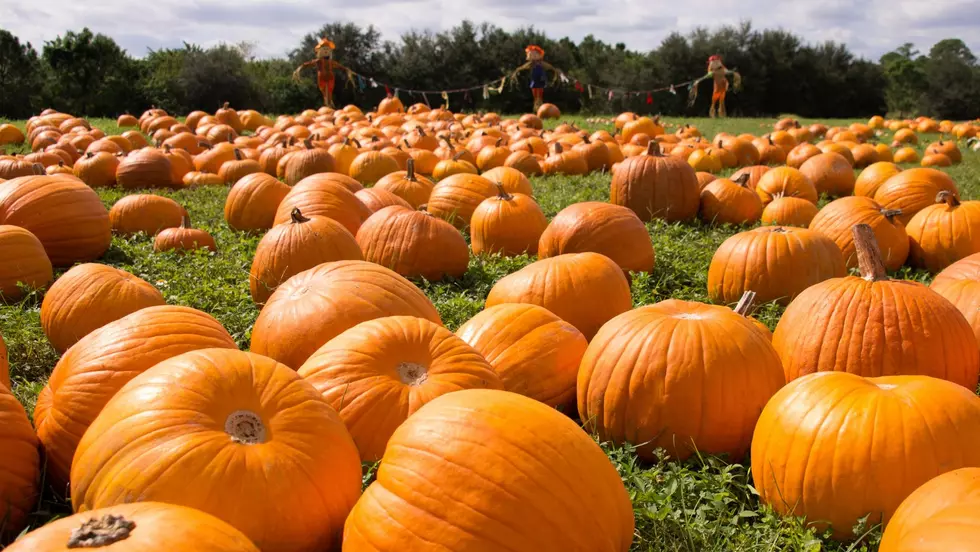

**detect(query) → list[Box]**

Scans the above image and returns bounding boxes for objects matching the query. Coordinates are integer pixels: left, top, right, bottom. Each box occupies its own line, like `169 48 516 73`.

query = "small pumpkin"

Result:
873 168 959 225
542 143 589 175
470 184 547 256
224 173 290 233
109 194 187 236
374 159 434 208
808 196 910 270
0 225 53 301
925 139 962 163
761 196 819 227
907 191 980 272
426 173 498 229
699 173 763 225
356 205 469 280
754 166 818 205
70 151 119 188
0 384 39 539
153 216 216 253
538 201 654 273
799 152 855 197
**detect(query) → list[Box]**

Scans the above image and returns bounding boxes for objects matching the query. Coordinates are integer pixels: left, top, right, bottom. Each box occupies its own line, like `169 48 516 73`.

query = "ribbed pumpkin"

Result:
298 316 502 461
0 157 38 179
475 138 510 171
182 171 224 187
729 165 769 190
432 152 479 181
4 502 261 552
354 187 411 213
907 191 980 273
931 253 980 346
250 208 362 305
922 153 952 167
356 205 469 280
610 142 699 222
116 148 173 189
773 225 979 389
873 168 959 225
854 161 902 197
35 305 235 488
224 173 290 233
40 264 165 354
752 372 980 540
0 175 111 266
0 225 53 300
786 143 822 168
538 202 654 273
579 300 784 462
426 173 498 229
349 151 399 185
470 185 547 256
109 194 187 236
0 384 39 539
456 304 586 410
251 261 441 369
374 159 434 208
273 175 370 235
72 151 119 188
754 166 818 205
809 196 909 270
153 217 217 253
486 252 631 340
282 139 335 186
217 148 261 184
504 150 544 176
879 468 980 551
761 196 819 227
70 349 363 552
291 171 362 192
799 152 854 197
343 389 634 552
481 166 534 196
925 139 962 164
699 174 763 225
193 143 237 174
708 226 845 307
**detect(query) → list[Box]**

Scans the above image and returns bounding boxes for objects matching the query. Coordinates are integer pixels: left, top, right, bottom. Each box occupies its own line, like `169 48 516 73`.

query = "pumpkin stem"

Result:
351 138 361 149
880 208 902 220
452 150 465 162
32 162 44 174
494 182 512 200
86 152 94 159
406 158 416 181
225 410 266 445
554 143 564 154
852 224 889 282
233 148 243 161
180 215 191 229
290 208 310 224
397 362 429 386
222 101 230 109
734 173 751 187
66 514 136 548
644 141 662 156
733 290 757 316
303 137 313 150
937 190 960 207
198 141 212 150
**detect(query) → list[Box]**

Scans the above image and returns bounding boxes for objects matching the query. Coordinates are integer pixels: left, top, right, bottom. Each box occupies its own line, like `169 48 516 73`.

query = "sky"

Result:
3 0 979 61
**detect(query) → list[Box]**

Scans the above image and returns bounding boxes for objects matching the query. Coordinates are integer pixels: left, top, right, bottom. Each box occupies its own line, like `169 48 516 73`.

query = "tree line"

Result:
1 22 978 120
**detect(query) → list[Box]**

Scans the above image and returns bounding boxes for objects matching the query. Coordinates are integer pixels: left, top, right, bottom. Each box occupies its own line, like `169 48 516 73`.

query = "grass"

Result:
2 113 979 550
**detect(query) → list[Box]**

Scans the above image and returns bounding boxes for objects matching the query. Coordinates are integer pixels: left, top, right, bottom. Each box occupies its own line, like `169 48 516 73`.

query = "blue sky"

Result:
3 0 979 60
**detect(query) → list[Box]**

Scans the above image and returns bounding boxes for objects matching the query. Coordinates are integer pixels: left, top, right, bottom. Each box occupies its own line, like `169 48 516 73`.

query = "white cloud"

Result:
2 0 978 60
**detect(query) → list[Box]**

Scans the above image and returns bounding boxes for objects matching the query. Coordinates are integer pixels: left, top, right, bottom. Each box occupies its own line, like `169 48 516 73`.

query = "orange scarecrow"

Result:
689 54 742 118
293 38 351 108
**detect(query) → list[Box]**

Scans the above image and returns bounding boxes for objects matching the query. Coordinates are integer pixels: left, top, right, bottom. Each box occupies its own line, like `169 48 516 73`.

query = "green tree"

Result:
881 43 927 116
0 30 43 118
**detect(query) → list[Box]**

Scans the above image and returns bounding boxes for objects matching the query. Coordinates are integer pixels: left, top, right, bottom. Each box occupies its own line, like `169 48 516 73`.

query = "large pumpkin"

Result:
116 148 173 189
538 202 654 273
579 300 784 462
808 196 909 271
708 226 846 307
907 191 980 273
426 173 498 229
4 502 261 551
0 384 39 539
880 468 980 551
35 305 236 488
109 194 188 236
355 205 469 281
224 173 291 233
799 152 855 197
752 372 980 540
773 224 979 389
931 253 980 347
485 252 631 340
71 349 363 552
0 175 111 266
873 168 959 225
470 185 547 256
854 161 902 197
343 389 634 552
0 225 53 300
610 142 699 222
272 175 371 235
456 303 587 410
40 263 165 354
298 316 502 462
251 260 441 369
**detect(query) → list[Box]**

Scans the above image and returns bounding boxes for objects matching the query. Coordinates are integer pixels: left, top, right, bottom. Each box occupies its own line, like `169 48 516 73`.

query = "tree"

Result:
0 30 43 118
179 44 261 112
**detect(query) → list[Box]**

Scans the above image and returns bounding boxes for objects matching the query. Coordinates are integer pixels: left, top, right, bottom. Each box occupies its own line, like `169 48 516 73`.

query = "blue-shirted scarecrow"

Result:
512 45 562 113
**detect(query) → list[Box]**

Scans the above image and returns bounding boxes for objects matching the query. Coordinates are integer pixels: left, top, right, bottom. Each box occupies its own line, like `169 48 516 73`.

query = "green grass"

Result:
2 114 979 550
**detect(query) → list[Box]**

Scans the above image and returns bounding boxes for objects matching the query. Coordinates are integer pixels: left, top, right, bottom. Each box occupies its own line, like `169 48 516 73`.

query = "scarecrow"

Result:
511 45 565 112
689 54 742 118
292 37 350 108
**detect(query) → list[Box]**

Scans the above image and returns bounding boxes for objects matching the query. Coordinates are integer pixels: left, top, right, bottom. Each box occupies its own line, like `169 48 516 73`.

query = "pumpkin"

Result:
799 152 855 197
687 147 723 173
432 152 479 181
224 173 290 233
35 305 235 487
475 138 510 171
907 191 980 272
456 303 586 410
809 196 910 270
622 116 663 142
70 348 362 552
109 194 187 236
0 123 26 146
752 372 980 540
470 184 547 256
349 151 399 185
773 224 979 389
0 384 39 539
481 165 534 196
162 145 193 184
378 95 405 114
850 143 880 168
0 157 37 179
40 264 165 354
931 253 980 347
504 150 544 176
538 202 654 273
193 143 237 174
4 502 261 551
925 140 962 163
153 216 217 253
894 146 920 164
282 139 336 186
854 161 902 197
708 226 846 306
695 171 717 191
355 187 412 213
486 252 631 339
610 142 699 222
922 153 952 167
298 316 502 461
250 208 362 305
542 143 589 175
730 165 769 190
579 299 784 462
761 197 819 227
873 168 959 225
116 148 174 189
272 175 370 235
426 173 498 229
374 159 434 208
715 135 760 166
343 389 634 551
180 171 221 187
786 143 822 168
879 468 980 551
251 260 441 369
290 171 362 193
0 225 53 300
574 136 612 172
216 148 261 184
699 174 763 225
754 166 817 205
0 175 111 266
356 205 469 280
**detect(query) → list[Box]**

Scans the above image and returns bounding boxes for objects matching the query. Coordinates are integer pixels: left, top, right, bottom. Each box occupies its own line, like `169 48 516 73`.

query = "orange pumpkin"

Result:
754 166 818 205
355 187 411 213
273 175 371 235
729 165 770 190
480 166 534 196
610 142 699 222
752 372 980 540
343 389 634 551
116 148 174 189
808 196 910 270
470 185 547 256
282 139 336 186
880 468 980 551
374 159 434 208
72 151 120 188
538 202 654 273
109 194 187 236
153 217 217 253
894 146 920 164
931 253 980 347
349 150 399 185
298 316 502 461
799 152 855 197
907 192 980 272
217 148 261 184
0 383 39 539
925 139 962 164
854 161 902 197
70 349 362 552
355 205 469 280
873 168 959 225
426 173 498 229
580 299 784 462
699 174 763 225
0 225 53 301
224 173 290 233
761 197 819 227
786 143 822 168
773 224 978 389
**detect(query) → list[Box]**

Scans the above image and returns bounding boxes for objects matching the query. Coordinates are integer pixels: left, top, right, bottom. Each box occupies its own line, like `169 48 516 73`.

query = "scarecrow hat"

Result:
525 45 545 56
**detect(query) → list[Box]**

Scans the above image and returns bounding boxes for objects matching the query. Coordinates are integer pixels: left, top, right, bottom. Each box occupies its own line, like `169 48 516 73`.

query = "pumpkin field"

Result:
2 105 980 552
